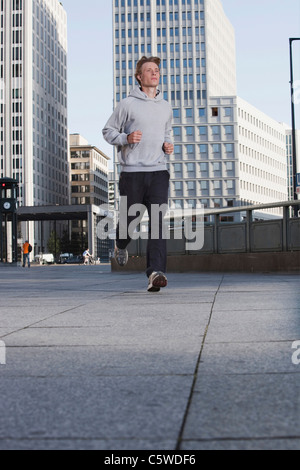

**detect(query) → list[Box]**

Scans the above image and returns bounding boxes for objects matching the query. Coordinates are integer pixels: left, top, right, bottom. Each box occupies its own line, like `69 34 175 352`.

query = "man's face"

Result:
138 62 160 88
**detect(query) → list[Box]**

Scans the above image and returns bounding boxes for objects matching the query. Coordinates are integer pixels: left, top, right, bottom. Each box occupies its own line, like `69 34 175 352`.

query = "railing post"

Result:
214 213 219 254
246 209 252 253
282 205 289 252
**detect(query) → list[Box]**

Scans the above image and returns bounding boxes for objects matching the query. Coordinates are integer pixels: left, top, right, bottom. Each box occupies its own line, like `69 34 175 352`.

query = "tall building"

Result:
0 0 69 214
70 134 109 207
112 0 289 218
237 97 288 217
112 0 236 206
286 128 300 202
69 134 111 261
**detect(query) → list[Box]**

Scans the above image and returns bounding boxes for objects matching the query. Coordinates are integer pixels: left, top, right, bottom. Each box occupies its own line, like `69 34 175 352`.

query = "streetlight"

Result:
289 38 300 217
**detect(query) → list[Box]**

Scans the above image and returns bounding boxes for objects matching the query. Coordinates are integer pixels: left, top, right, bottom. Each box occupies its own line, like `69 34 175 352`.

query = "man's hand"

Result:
127 131 143 144
163 142 174 155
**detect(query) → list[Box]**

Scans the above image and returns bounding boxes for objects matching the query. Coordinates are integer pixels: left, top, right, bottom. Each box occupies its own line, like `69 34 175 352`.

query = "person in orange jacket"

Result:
22 241 31 268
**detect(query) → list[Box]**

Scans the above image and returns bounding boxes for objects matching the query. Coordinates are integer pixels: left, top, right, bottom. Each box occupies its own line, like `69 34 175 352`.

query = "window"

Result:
173 199 183 209
212 107 219 117
186 144 195 154
212 144 221 154
212 126 220 135
174 163 182 174
173 127 181 137
225 143 234 154
225 125 233 135
174 181 183 192
187 163 195 174
187 199 196 208
226 161 234 172
200 163 208 173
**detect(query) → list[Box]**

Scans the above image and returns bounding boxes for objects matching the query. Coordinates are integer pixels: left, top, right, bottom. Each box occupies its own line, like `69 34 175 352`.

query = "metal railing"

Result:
128 200 300 256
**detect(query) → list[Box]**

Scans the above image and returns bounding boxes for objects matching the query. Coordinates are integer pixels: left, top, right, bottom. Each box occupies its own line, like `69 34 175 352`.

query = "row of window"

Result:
169 198 233 210
172 143 234 156
240 181 287 200
172 161 235 172
173 125 234 137
115 42 205 62
116 10 204 23
116 72 206 84
115 0 203 7
116 26 204 38
116 90 207 102
172 180 236 191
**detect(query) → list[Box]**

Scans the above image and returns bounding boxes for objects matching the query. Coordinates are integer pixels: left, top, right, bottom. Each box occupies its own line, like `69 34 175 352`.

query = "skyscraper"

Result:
112 0 288 216
113 0 236 208
0 0 69 209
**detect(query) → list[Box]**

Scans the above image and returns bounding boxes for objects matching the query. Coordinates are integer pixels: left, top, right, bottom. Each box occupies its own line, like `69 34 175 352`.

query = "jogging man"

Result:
103 56 174 292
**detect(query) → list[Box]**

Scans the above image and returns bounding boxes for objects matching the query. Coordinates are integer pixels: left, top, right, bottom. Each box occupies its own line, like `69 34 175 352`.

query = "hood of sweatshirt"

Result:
128 86 164 102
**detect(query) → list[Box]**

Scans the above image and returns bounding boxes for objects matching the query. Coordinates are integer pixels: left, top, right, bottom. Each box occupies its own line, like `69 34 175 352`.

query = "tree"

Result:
47 230 61 258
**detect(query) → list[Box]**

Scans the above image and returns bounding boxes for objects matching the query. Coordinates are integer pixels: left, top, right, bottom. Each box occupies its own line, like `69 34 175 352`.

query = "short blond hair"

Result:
135 56 161 86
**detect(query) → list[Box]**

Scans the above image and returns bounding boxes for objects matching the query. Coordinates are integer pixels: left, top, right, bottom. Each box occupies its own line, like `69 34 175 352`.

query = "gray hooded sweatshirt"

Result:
102 86 173 173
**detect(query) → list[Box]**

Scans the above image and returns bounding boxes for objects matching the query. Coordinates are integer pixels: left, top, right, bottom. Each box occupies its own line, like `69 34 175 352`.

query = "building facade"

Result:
112 0 236 209
112 0 289 219
70 134 110 208
69 134 111 261
286 128 300 202
0 0 69 249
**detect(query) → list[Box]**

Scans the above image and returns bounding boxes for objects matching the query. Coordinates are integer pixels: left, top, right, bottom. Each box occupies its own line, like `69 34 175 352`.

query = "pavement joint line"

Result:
180 435 300 443
0 304 86 340
175 275 225 451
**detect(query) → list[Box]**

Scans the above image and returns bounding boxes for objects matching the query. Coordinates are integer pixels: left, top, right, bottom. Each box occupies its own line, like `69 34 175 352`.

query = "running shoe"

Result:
147 271 168 292
114 247 129 267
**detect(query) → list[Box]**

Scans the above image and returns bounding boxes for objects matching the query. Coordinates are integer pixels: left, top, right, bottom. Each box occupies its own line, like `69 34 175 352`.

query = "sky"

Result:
61 0 300 164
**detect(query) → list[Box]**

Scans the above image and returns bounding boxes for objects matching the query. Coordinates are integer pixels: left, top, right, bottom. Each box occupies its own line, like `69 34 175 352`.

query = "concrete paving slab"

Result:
0 346 202 377
182 374 300 441
0 376 192 441
0 265 299 450
199 341 299 375
205 309 300 343
180 438 300 451
214 292 300 311
0 438 177 451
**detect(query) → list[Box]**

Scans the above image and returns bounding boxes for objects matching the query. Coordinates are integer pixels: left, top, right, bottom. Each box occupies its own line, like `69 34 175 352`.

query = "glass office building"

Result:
112 0 237 210
112 0 288 217
0 0 69 209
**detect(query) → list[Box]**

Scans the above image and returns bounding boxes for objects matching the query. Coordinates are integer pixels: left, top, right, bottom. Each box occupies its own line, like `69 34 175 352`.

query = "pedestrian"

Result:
22 240 31 268
83 248 92 265
103 56 174 292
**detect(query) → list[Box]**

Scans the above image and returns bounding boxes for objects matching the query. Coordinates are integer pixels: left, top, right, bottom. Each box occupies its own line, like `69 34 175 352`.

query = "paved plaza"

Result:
0 263 299 450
